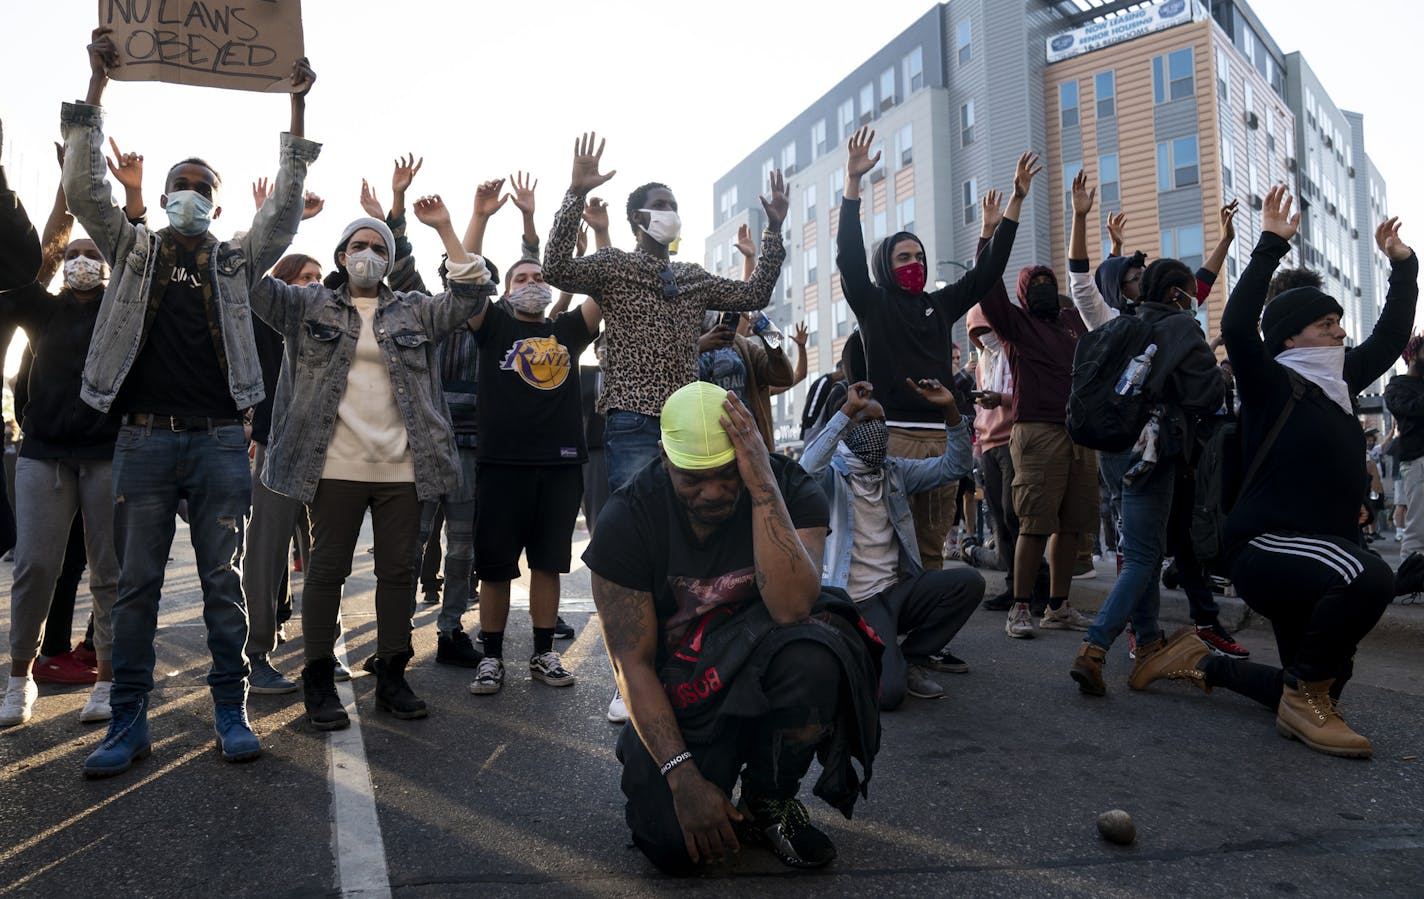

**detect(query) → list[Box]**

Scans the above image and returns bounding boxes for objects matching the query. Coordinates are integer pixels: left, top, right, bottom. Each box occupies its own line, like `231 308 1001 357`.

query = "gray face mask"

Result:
506 282 553 316
845 418 889 468
345 249 388 289
163 189 214 237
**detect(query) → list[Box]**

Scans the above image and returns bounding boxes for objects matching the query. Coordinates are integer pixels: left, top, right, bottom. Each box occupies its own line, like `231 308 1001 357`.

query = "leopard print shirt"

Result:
543 189 785 417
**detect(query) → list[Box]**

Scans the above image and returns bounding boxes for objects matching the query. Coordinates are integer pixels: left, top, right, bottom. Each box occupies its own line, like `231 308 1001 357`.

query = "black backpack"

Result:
1066 314 1160 452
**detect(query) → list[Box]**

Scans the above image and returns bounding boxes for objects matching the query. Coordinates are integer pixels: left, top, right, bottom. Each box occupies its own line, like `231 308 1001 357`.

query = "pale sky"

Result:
2 0 1419 378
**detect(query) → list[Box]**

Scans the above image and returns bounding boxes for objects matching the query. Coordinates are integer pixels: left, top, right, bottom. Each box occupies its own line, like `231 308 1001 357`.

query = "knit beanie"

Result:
1260 286 1344 356
332 216 397 276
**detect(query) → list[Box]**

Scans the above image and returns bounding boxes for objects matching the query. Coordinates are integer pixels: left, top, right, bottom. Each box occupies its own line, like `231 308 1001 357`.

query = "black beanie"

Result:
1260 286 1344 356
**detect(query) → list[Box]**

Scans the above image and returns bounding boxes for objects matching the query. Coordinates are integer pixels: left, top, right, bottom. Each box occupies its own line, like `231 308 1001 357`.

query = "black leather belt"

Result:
124 413 244 431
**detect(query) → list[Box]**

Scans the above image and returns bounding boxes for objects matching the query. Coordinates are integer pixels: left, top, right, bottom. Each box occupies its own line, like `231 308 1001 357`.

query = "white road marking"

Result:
328 632 392 899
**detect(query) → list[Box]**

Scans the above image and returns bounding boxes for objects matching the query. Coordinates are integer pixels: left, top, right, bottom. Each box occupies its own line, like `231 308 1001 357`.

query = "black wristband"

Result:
659 750 693 777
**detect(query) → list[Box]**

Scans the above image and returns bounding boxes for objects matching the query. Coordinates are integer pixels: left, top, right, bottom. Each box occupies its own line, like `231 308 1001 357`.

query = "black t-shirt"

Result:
119 246 239 418
582 454 831 671
473 303 594 465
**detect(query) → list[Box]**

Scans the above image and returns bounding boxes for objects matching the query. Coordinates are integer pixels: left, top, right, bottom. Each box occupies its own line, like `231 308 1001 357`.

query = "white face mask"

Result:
163 189 214 237
506 282 553 316
344 249 388 289
1275 345 1352 415
63 256 105 292
978 332 1001 354
639 209 682 246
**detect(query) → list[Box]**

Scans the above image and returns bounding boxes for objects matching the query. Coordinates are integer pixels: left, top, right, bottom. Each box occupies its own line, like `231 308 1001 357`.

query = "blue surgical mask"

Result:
163 190 214 237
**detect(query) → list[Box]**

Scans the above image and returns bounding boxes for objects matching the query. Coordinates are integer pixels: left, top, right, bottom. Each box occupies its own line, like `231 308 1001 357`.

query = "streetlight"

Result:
934 259 972 290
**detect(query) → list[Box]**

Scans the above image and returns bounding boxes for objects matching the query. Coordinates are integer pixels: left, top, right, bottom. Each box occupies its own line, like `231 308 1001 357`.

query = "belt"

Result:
123 413 244 432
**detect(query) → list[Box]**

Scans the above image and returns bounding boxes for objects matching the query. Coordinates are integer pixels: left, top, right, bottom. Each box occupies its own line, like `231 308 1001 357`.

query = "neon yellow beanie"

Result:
660 382 736 471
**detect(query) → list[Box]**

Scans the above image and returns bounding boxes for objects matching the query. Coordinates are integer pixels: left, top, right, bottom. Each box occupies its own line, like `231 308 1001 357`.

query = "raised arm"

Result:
1066 170 1116 330
1200 201 1239 286
236 58 320 279
543 132 617 295
38 144 74 287
1345 218 1418 392
1221 186 1297 399
720 392 821 620
1106 210 1127 258
897 379 970 493
699 171 787 312
549 224 590 319
931 154 1037 323
583 196 612 250
509 170 539 250
412 195 495 337
769 322 808 396
836 127 880 311
800 381 872 474
970 191 1022 340
61 29 138 266
388 153 422 222
736 222 756 281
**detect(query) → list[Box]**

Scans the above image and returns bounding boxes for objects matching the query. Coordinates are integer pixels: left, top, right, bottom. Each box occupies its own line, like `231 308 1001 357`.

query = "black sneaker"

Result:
421 588 441 606
737 796 836 869
981 591 1014 612
1395 551 1424 599
926 648 969 674
553 617 575 640
436 629 484 668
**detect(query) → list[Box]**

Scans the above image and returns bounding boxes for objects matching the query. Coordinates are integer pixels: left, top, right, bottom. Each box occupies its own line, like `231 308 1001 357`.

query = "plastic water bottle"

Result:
1114 343 1157 396
754 314 783 350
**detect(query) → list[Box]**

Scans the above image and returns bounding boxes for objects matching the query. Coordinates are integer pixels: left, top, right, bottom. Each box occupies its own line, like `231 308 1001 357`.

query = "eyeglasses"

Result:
658 268 679 300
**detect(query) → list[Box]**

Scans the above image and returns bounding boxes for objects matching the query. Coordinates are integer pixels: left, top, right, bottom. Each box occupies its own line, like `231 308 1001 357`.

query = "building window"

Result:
1215 46 1230 103
1162 224 1206 269
897 197 915 232
957 20 971 66
1265 107 1276 154
1099 153 1120 205
1152 48 1194 103
1156 137 1199 190
804 183 817 225
835 299 850 337
960 100 976 147
810 118 827 161
903 45 924 92
1095 70 1115 119
831 171 843 208
1221 139 1234 190
807 310 819 348
718 186 738 224
962 178 977 226
804 246 818 284
838 99 855 139
713 245 724 271
1060 81 1080 127
872 210 887 240
780 142 797 175
859 83 875 123
895 124 913 167
880 67 896 108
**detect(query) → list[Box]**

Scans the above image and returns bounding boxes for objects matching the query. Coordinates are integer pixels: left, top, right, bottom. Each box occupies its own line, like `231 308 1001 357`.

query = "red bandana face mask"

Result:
893 261 927 295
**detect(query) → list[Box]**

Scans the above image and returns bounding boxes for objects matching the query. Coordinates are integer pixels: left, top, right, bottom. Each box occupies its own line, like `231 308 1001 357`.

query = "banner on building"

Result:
1046 0 1205 63
98 0 304 93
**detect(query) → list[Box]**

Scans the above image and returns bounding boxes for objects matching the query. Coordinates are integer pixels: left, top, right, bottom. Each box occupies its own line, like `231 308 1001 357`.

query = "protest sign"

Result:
98 0 304 93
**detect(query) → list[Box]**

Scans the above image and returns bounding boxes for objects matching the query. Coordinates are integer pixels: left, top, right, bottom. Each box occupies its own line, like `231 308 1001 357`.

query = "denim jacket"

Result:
60 101 321 413
800 410 972 590
249 276 496 503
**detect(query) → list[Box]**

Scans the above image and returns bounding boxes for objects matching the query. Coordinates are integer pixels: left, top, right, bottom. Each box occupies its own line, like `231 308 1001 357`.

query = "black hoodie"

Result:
836 198 1017 423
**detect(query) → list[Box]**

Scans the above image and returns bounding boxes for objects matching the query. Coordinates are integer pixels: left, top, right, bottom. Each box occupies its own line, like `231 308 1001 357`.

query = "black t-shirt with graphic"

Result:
473 303 594 465
119 245 239 418
582 454 830 672
698 346 749 406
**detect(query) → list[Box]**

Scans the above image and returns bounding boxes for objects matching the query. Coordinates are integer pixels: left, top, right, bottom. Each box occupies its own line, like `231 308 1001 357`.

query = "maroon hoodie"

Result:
976 264 1086 425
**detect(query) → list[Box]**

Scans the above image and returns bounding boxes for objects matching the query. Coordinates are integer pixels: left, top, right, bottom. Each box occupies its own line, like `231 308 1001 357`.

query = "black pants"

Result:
617 640 842 877
1203 533 1393 709
1165 466 1222 628
859 569 983 710
40 515 88 657
982 444 1049 608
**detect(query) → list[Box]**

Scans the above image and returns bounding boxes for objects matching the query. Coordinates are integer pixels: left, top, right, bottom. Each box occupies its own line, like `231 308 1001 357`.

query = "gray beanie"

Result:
333 216 396 277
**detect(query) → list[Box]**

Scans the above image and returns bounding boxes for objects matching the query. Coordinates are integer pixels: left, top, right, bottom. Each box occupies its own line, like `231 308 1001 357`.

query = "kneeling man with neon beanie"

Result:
583 381 881 874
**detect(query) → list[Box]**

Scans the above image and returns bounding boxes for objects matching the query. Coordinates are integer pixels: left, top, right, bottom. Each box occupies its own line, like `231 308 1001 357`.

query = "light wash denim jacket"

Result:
249 276 496 503
800 410 972 591
60 101 321 413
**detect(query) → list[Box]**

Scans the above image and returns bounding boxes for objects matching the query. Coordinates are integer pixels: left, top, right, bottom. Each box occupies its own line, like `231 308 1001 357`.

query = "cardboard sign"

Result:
99 0 304 93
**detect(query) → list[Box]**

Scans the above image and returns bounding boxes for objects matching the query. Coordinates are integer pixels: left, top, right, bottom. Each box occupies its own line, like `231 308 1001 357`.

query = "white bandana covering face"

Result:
1275 345 1352 415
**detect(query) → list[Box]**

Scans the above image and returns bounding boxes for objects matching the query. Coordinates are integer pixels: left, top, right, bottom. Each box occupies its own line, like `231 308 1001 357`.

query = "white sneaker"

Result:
1396 531 1405 543
81 681 113 723
1041 603 1093 631
468 657 505 695
0 675 38 726
607 691 629 724
1005 603 1036 639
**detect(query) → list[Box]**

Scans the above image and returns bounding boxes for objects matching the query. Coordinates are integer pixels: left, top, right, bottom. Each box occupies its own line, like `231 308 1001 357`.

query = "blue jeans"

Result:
604 410 661 493
110 423 253 707
1086 452 1174 651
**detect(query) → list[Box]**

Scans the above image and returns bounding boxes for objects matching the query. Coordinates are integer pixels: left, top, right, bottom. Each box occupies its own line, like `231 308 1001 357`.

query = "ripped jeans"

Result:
110 423 252 708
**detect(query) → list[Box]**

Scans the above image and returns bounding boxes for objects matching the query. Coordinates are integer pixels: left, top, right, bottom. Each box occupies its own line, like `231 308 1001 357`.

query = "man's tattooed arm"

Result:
592 572 688 763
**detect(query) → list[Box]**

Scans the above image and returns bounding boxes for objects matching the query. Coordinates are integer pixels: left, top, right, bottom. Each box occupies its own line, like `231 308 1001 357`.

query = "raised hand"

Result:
104 136 143 191
1261 185 1299 242
359 179 384 219
846 126 880 181
735 223 756 259
1107 210 1128 249
87 27 119 80
412 194 452 230
980 189 1005 237
473 178 508 219
576 224 589 257
302 191 325 220
1071 169 1095 216
570 132 616 193
1012 152 1043 200
1376 217 1412 262
510 170 538 215
1220 200 1239 244
391 153 423 196
759 168 789 232
719 392 774 486
791 321 809 348
582 196 609 232
252 177 272 211
907 377 960 420
290 57 316 96
840 381 875 418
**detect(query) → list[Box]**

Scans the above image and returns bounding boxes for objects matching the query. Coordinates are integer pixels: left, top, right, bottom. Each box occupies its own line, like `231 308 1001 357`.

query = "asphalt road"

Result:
1 521 1421 898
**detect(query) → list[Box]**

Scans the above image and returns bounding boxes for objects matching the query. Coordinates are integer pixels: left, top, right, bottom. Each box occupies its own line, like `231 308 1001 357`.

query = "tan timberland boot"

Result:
1070 643 1108 696
1276 678 1372 758
1128 626 1210 692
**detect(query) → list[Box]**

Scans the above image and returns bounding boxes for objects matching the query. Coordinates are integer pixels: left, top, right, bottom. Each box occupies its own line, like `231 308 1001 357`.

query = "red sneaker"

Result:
71 643 99 669
293 556 304 573
1196 625 1250 660
33 650 99 685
